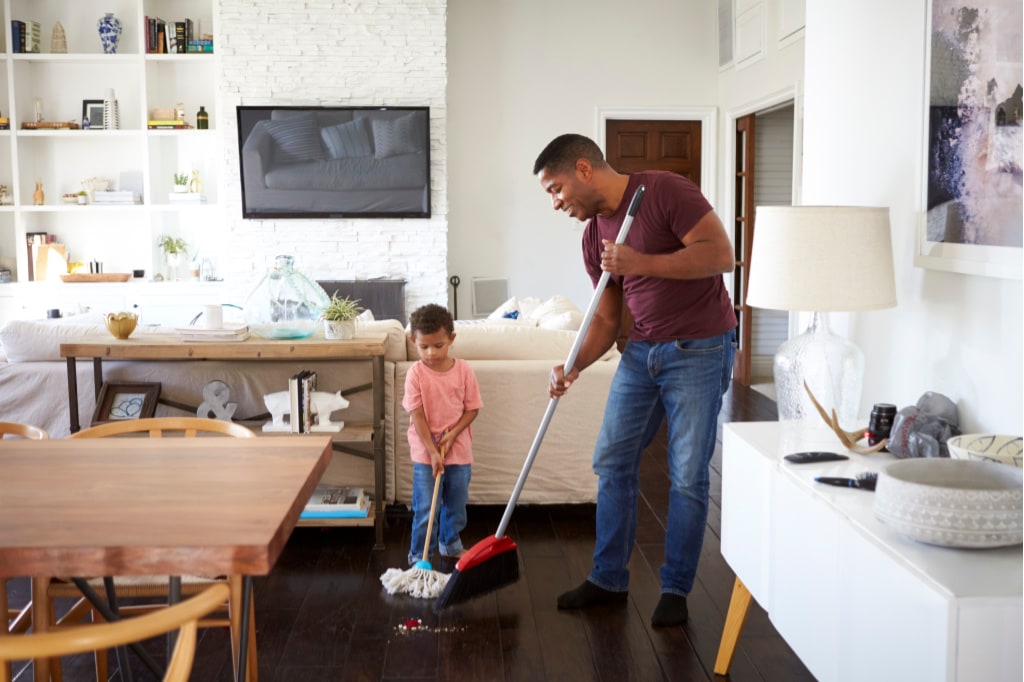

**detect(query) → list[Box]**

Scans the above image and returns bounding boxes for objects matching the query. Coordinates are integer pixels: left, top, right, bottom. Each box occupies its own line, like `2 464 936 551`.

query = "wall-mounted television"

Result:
236 105 430 219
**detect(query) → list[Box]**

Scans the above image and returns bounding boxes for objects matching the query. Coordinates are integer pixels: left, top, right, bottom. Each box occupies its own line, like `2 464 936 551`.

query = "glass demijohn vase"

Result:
244 255 330 339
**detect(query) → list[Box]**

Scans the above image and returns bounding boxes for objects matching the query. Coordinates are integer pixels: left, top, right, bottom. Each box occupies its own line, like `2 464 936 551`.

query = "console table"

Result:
59 334 388 547
716 421 1023 682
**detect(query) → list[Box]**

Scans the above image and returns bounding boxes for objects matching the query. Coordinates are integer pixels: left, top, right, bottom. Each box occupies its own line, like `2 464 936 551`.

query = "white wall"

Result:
446 0 719 314
802 0 1022 433
216 0 448 313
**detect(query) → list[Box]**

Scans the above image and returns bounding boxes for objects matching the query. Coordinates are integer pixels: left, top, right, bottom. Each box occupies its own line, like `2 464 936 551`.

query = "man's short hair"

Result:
409 303 454 337
532 134 606 175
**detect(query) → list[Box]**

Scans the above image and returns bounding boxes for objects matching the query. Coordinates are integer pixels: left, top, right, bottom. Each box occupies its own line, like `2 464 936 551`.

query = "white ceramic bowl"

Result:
874 458 1023 548
947 434 1023 468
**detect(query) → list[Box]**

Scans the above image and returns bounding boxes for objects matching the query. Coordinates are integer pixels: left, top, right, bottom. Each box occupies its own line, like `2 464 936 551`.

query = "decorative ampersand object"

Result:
197 380 237 421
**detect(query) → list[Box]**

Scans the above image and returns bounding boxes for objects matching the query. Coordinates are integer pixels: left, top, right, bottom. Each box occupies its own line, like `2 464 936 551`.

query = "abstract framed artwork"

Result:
917 0 1022 279
91 382 161 425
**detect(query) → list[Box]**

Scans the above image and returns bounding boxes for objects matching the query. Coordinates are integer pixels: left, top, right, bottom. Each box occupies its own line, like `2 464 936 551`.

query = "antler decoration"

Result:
802 380 887 455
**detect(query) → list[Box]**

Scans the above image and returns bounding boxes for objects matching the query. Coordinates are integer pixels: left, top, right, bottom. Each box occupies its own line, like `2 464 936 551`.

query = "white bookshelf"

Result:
0 0 221 290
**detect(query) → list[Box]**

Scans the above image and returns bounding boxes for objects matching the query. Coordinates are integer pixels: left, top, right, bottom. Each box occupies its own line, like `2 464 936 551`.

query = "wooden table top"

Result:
59 333 388 361
0 436 333 578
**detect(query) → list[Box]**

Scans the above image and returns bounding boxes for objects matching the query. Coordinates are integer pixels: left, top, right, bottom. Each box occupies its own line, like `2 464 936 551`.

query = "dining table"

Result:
0 434 333 682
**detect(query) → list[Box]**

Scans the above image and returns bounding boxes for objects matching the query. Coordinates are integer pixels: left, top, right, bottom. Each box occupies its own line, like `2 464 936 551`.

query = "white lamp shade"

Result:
745 206 897 312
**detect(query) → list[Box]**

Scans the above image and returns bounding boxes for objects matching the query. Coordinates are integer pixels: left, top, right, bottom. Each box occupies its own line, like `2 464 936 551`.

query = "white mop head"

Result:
381 566 451 599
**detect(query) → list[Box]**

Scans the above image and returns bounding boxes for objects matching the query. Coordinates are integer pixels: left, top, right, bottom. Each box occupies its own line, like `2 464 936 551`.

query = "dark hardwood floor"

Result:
8 381 815 681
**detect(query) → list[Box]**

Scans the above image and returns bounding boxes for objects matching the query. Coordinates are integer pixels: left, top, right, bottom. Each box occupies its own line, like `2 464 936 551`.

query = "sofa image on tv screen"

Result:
237 106 431 219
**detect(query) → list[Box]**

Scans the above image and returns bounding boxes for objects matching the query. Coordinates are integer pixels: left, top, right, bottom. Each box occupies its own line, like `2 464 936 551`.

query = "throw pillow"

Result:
263 114 324 164
320 118 373 159
371 113 423 158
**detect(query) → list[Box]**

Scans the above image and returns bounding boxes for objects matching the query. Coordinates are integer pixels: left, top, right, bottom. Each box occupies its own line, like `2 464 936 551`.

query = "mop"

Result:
380 445 451 599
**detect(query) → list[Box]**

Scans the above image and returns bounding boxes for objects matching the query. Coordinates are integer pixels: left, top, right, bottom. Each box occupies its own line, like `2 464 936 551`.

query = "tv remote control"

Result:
783 451 850 464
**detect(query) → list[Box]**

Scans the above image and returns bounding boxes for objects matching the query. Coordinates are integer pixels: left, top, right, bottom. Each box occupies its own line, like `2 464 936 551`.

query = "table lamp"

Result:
745 206 897 425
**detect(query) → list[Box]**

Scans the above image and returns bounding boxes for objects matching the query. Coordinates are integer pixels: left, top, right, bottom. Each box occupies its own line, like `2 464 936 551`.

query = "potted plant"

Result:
320 293 362 340
172 172 189 193
76 189 87 205
158 235 188 280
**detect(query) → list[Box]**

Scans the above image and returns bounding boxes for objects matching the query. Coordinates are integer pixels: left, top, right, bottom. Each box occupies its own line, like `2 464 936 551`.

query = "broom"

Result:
380 444 451 599
433 184 647 612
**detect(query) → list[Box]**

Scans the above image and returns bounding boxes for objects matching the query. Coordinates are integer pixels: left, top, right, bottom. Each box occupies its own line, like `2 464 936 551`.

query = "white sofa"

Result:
0 313 617 506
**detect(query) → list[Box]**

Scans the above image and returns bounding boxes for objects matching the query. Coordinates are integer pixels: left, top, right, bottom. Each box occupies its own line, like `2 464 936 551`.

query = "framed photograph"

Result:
916 0 1022 280
91 382 161 425
82 99 104 130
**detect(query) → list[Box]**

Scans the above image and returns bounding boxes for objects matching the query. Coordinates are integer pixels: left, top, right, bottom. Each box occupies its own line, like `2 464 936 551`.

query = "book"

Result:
10 20 24 54
300 485 369 518
301 370 317 433
174 323 249 342
174 21 186 53
167 193 207 203
25 20 40 53
93 190 140 204
289 370 311 433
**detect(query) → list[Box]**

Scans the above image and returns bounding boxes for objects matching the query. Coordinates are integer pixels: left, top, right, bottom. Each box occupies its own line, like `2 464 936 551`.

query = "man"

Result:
534 134 737 627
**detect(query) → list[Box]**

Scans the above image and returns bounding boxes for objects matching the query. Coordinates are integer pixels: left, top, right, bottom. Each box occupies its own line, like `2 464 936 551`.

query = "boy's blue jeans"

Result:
588 330 735 596
409 462 471 565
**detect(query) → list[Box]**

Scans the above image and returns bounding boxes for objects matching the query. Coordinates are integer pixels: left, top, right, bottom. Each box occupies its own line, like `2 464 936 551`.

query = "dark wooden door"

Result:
605 119 702 186
731 114 756 386
605 119 703 350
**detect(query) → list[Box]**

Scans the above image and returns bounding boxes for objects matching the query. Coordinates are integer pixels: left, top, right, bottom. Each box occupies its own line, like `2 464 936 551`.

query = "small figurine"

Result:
0 185 10 205
32 178 44 206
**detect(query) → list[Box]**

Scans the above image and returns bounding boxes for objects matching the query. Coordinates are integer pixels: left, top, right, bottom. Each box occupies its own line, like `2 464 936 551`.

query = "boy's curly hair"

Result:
409 303 454 337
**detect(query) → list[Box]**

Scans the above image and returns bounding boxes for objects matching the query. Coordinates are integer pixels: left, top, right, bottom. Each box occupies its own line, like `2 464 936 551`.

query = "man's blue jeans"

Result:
588 329 736 596
408 462 471 565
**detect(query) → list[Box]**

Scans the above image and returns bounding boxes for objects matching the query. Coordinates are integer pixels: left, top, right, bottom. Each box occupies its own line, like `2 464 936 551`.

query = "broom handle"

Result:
495 185 645 539
422 443 445 562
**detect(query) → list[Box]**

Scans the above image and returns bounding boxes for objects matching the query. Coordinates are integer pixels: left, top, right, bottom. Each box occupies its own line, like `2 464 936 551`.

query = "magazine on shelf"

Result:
300 485 369 519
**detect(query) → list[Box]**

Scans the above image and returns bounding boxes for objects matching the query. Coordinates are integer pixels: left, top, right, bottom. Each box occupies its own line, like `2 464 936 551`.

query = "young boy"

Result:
403 303 483 566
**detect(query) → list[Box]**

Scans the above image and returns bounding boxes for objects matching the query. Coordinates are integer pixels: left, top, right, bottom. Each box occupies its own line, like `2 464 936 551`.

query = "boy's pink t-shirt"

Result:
402 358 483 466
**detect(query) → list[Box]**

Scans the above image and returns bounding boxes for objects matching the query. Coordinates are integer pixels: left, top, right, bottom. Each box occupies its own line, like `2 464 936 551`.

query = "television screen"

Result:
236 105 430 219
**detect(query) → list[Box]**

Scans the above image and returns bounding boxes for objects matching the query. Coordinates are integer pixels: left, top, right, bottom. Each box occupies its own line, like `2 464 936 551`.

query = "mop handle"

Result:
495 185 645 539
421 440 447 562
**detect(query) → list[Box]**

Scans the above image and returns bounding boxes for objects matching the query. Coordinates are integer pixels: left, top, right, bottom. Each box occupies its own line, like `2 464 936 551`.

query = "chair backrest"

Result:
68 417 255 439
0 421 49 440
0 582 229 682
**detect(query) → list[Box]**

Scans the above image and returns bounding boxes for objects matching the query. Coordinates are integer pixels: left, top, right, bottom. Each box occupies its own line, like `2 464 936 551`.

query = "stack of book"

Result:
92 190 140 205
174 323 249 343
300 485 370 519
146 17 212 53
167 193 206 204
289 370 317 433
148 119 190 130
10 20 41 53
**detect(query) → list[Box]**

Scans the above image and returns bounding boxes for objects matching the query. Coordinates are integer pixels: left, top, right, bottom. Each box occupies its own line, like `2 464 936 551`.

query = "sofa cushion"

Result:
263 113 324 163
320 118 373 159
407 322 617 362
371 113 422 158
0 316 159 362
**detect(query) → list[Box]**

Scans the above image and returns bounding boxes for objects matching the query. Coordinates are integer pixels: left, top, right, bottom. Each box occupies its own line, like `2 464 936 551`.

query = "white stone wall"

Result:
216 0 448 316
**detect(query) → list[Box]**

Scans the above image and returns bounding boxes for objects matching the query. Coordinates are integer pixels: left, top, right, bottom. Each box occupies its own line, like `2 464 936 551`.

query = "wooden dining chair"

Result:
0 583 229 682
38 417 258 682
0 422 48 681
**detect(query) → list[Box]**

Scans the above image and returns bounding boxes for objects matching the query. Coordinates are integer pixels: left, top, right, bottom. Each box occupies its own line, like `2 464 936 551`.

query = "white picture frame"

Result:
915 0 1022 280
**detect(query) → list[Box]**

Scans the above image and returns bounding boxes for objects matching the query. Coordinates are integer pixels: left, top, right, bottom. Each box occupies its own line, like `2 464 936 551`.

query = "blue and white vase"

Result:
97 13 122 54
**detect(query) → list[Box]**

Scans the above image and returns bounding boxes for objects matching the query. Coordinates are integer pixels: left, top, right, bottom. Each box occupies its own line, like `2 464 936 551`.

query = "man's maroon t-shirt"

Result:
583 171 737 342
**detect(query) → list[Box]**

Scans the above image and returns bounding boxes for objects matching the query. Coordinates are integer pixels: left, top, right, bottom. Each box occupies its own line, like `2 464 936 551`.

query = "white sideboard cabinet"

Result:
719 420 1023 682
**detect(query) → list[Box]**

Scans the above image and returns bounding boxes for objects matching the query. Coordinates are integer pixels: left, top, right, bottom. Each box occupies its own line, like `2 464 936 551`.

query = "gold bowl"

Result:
104 312 138 340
